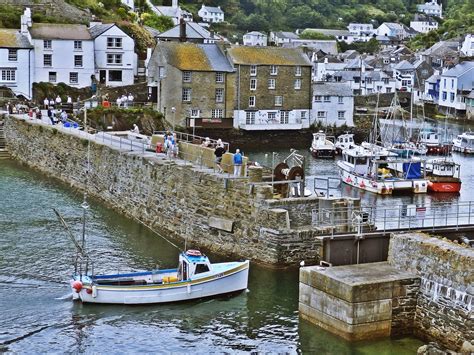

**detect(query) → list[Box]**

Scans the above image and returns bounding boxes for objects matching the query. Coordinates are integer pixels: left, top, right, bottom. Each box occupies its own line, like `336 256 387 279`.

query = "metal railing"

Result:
153 131 230 151
312 200 474 235
313 177 341 197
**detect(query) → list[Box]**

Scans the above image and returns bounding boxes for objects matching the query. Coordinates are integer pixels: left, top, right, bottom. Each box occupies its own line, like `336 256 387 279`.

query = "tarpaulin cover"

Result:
403 162 421 179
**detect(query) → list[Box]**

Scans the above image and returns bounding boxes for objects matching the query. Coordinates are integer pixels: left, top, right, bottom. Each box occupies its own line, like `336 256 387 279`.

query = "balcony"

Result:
238 117 309 130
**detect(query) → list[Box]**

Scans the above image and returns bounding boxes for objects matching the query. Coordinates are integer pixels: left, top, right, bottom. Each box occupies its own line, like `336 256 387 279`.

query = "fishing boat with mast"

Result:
54 110 249 305
337 96 429 194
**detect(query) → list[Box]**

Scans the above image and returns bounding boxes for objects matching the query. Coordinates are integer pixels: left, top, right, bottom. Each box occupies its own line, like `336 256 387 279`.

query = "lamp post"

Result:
171 106 176 132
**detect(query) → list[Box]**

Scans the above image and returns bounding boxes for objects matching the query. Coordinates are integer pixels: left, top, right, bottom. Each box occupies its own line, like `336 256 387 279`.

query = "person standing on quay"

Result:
233 149 243 176
214 139 226 173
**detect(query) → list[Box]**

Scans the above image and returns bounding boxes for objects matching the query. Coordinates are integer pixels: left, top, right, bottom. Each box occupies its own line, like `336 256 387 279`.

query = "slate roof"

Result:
201 5 223 13
426 74 440 83
155 6 180 18
144 25 161 38
30 23 92 40
158 22 212 40
0 29 32 48
466 90 474 99
333 70 389 81
313 82 353 96
283 39 338 55
227 46 312 66
273 31 299 40
422 41 458 57
394 60 415 70
89 23 115 39
345 58 374 70
442 61 474 78
150 42 233 72
244 31 266 36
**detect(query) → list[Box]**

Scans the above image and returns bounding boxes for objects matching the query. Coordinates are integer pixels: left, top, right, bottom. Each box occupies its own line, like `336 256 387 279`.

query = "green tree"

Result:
141 13 174 32
299 30 335 40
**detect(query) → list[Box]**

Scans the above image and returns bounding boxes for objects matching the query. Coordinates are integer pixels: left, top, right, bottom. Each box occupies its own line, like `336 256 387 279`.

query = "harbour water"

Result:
0 159 424 353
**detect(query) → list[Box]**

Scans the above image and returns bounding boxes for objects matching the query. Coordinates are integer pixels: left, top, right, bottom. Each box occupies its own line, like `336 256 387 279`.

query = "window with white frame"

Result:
300 111 307 119
43 40 52 49
107 37 122 48
215 88 224 103
338 96 343 104
49 72 56 83
250 78 257 90
246 111 255 124
1 69 15 82
314 95 322 102
450 92 455 102
270 65 278 75
69 72 78 84
275 96 282 106
294 79 301 90
183 71 192 82
74 55 83 67
250 65 257 76
74 41 82 50
182 88 191 102
8 49 17 61
212 109 223 118
44 54 52 67
317 111 326 118
324 96 331 102
280 111 289 124
338 111 345 120
249 96 256 107
190 109 200 118
386 87 392 93
158 66 165 78
268 112 276 121
107 54 122 65
295 66 302 76
216 72 224 83
268 78 275 89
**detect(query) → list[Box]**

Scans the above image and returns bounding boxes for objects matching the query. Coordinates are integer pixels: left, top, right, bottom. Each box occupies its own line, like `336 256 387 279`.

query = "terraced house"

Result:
147 42 235 128
227 46 312 130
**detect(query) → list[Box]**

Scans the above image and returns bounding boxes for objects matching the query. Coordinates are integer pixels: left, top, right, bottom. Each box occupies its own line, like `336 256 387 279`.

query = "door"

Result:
99 70 106 84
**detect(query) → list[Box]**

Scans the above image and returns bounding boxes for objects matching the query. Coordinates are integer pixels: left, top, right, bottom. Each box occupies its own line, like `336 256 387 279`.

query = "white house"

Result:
410 14 438 34
393 60 415 92
438 61 474 114
0 27 34 99
312 82 354 127
89 23 137 86
460 34 474 57
376 23 414 40
198 5 224 23
269 31 299 46
417 0 443 19
149 0 192 26
243 31 267 46
29 22 95 88
347 23 375 42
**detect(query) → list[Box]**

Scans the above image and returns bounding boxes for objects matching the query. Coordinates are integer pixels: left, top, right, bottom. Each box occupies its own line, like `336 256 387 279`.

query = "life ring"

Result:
186 249 202 257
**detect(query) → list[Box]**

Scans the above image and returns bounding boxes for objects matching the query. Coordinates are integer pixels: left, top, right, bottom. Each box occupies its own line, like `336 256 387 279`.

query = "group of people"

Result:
46 107 68 125
116 94 134 108
43 95 72 109
163 131 179 159
210 138 243 176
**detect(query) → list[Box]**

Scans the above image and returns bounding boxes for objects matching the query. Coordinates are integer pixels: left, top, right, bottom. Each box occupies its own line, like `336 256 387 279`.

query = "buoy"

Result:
71 280 83 293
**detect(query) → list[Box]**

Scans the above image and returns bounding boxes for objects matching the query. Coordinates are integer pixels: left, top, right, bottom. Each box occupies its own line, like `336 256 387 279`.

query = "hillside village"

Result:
0 1 473 132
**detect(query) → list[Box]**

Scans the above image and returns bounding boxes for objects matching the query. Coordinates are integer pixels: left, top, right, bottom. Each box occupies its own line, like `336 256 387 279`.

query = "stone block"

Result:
208 216 234 233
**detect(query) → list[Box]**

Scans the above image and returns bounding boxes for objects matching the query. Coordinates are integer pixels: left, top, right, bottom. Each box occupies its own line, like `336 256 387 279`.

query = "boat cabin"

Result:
427 160 460 178
178 250 213 281
419 130 441 146
336 133 355 151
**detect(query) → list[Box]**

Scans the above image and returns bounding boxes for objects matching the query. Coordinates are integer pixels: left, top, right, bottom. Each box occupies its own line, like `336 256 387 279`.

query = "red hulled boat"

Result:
425 159 461 193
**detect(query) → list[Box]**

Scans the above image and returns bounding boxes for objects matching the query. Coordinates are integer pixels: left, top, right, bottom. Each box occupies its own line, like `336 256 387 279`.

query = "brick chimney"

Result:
179 18 186 42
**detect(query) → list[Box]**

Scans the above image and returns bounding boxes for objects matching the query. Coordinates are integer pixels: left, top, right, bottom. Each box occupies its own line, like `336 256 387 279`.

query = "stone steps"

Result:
0 149 9 159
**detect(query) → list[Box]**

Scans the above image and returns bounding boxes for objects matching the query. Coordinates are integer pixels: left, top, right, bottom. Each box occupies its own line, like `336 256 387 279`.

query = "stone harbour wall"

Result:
388 233 473 351
4 115 350 266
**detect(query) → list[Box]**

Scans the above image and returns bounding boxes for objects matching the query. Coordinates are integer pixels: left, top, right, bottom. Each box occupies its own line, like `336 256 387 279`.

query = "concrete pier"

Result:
299 232 474 351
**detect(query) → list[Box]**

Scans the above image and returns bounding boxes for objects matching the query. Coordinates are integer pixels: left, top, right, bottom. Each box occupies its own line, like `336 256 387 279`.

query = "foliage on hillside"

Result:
409 0 474 49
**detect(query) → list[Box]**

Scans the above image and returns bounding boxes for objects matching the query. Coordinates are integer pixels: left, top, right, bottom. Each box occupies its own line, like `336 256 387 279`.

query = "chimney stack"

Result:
21 8 32 34
172 0 178 8
179 18 186 42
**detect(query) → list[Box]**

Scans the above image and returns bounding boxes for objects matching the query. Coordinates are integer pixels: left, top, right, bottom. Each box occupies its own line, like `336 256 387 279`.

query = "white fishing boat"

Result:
310 131 336 158
69 250 250 305
335 133 355 154
418 130 452 155
337 144 428 194
452 132 474 154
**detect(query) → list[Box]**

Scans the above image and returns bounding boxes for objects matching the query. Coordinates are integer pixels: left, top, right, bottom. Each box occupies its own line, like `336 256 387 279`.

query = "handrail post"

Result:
469 201 472 225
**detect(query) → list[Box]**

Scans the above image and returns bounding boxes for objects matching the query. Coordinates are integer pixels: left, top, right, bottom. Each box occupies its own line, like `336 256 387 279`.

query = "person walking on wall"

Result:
214 139 226 173
233 149 243 176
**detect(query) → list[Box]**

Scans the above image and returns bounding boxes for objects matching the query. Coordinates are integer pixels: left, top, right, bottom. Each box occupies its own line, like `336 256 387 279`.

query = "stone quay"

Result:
299 232 473 352
3 115 361 267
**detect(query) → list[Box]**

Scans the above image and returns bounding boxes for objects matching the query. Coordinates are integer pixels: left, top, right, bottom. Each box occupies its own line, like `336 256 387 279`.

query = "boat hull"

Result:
72 261 249 305
428 181 461 193
310 148 335 159
453 145 474 154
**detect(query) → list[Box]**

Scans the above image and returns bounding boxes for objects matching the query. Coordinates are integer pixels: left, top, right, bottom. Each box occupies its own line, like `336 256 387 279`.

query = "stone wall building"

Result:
227 46 312 130
147 42 235 128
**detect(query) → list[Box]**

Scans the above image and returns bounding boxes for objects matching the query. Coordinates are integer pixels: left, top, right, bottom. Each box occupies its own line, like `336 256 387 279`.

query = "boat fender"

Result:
92 285 98 298
71 280 83 293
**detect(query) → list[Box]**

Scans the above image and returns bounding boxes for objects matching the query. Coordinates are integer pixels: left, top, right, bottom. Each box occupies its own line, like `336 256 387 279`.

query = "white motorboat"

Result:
70 250 250 305
335 133 355 154
310 131 336 158
452 132 474 154
337 144 428 194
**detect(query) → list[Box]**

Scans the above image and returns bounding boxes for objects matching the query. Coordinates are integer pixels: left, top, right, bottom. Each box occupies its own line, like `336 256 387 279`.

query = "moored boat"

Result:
335 133 355 154
425 159 461 193
418 130 452 155
452 132 474 154
310 131 336 158
70 250 250 305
